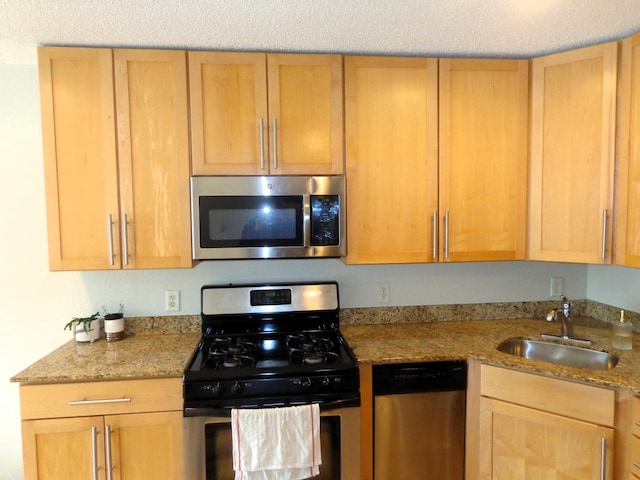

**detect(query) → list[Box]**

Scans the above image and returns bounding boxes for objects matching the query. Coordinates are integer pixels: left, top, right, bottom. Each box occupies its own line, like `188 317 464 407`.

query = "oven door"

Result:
184 406 360 480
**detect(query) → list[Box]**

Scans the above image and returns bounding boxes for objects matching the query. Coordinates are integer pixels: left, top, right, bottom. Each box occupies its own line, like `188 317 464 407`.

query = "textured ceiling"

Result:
1 0 640 65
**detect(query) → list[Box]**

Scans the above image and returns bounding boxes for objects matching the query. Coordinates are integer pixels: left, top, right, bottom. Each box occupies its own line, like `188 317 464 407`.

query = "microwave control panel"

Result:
310 195 340 246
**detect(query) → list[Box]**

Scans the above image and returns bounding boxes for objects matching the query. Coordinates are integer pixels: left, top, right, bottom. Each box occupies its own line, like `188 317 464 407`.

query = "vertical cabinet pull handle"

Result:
444 211 450 259
600 437 606 480
432 211 438 259
272 118 278 170
121 214 129 266
91 426 99 480
601 209 608 261
105 424 113 480
107 214 115 266
259 118 265 170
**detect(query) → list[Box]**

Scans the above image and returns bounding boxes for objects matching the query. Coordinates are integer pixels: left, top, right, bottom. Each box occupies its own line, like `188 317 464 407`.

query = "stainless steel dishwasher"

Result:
373 360 467 480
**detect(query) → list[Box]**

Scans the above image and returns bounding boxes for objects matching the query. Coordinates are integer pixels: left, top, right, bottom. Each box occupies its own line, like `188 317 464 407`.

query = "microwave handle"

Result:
303 194 311 247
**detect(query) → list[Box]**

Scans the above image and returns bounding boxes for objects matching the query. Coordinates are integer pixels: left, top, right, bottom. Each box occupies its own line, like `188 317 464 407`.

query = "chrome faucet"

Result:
546 295 573 338
542 295 592 345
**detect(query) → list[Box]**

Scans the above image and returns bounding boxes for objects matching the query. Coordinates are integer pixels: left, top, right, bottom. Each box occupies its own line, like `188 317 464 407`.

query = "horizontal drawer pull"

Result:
69 397 132 406
635 420 640 427
635 461 640 470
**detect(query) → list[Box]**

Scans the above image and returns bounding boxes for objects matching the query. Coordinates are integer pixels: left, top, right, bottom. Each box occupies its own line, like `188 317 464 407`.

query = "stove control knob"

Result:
232 381 244 394
212 382 224 395
301 378 312 390
320 377 330 388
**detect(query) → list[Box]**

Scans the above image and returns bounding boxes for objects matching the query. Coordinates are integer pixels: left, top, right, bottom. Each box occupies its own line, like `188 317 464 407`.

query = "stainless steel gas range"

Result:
183 282 361 480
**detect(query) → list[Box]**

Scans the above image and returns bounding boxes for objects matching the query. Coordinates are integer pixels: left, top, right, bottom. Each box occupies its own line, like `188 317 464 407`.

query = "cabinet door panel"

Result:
107 411 183 480
114 49 192 269
345 56 439 264
38 47 120 270
189 52 268 175
616 33 640 267
439 59 528 262
529 43 617 263
268 54 343 175
22 416 106 480
481 398 613 480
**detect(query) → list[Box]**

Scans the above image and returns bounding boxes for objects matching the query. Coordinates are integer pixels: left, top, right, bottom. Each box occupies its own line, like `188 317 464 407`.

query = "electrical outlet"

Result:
377 283 390 303
165 290 180 312
550 277 564 297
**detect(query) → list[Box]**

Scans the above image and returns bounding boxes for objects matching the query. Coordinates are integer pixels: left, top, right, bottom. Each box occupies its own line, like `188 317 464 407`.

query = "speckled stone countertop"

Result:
341 316 640 393
11 302 640 394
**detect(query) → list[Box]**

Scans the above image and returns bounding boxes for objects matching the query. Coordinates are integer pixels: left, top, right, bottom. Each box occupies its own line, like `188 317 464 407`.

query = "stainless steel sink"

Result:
497 338 619 370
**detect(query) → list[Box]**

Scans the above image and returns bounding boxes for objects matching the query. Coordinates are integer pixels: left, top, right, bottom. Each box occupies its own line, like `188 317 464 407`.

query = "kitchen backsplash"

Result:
121 300 638 335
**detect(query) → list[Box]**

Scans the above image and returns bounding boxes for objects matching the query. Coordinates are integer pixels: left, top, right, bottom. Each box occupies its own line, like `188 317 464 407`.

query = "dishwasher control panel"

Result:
372 360 467 395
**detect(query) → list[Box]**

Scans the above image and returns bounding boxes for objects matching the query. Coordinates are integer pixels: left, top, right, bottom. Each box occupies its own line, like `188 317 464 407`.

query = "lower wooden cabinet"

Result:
19 378 184 480
467 361 616 480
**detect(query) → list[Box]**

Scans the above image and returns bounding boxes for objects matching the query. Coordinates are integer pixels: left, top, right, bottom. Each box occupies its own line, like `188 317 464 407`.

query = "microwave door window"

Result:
200 196 303 248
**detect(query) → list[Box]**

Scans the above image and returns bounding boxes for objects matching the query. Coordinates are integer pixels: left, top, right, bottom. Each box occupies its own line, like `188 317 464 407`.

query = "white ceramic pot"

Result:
74 319 101 343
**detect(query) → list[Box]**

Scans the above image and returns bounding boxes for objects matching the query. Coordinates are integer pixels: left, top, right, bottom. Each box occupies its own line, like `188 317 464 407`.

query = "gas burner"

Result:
289 349 341 366
208 337 257 357
203 353 256 370
286 334 335 353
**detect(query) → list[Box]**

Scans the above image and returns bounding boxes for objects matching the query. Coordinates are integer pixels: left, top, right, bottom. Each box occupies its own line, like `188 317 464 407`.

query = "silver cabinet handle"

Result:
635 461 640 469
107 214 115 266
635 420 640 427
259 118 265 170
121 214 129 266
69 397 132 406
91 426 99 480
432 211 438 259
444 211 450 259
601 209 608 261
105 424 113 480
600 437 606 480
272 118 278 170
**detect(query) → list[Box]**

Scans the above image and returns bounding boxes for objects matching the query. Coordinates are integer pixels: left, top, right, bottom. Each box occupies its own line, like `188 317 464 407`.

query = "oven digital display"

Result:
250 289 292 306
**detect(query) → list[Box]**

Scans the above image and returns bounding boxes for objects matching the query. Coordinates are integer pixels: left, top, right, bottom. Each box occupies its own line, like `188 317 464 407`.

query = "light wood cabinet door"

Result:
529 42 617 263
22 416 106 480
439 59 528 262
114 49 192 269
189 52 343 175
480 397 613 480
615 33 640 267
267 53 343 175
38 47 120 271
189 51 268 175
107 411 184 480
345 55 439 264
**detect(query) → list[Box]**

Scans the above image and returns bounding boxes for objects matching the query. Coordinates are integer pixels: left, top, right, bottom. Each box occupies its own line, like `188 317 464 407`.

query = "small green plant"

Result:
64 312 100 333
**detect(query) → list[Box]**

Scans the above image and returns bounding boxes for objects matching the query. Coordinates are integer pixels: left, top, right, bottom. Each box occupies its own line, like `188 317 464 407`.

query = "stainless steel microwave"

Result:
191 176 345 260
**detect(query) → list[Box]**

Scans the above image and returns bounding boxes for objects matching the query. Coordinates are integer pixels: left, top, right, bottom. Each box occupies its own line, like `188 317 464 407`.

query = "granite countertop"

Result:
11 315 640 395
341 316 640 393
11 332 201 384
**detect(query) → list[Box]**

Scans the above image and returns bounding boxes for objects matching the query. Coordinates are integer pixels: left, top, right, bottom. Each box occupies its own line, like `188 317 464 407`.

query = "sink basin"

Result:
497 338 619 370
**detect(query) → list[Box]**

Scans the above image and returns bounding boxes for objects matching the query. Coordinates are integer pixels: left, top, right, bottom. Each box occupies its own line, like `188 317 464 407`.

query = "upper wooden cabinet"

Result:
439 59 529 262
345 56 528 264
39 47 120 270
615 33 640 268
345 56 439 264
113 49 192 269
189 52 344 176
528 42 617 264
38 47 192 270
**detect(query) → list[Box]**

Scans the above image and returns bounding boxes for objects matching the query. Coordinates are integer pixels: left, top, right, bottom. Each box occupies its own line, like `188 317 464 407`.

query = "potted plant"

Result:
64 312 101 343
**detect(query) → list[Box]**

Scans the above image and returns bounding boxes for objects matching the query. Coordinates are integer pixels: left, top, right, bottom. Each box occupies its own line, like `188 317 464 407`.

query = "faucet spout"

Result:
545 295 573 339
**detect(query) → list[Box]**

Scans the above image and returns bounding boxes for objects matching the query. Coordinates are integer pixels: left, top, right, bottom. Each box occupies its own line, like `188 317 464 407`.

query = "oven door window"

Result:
199 196 303 248
204 416 341 480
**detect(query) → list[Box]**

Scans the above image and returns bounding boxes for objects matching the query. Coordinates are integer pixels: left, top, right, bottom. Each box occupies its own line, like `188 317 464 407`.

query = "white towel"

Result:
231 404 322 480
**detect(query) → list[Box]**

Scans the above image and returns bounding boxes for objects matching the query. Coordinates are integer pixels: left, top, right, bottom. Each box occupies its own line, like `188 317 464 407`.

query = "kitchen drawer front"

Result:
20 377 182 420
480 364 615 426
633 396 640 438
631 434 640 477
